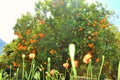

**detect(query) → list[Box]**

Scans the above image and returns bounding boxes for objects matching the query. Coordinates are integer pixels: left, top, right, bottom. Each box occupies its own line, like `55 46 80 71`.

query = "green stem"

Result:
22 58 25 80
28 59 35 80
118 61 120 80
47 57 51 72
71 58 77 80
16 68 19 80
98 55 105 80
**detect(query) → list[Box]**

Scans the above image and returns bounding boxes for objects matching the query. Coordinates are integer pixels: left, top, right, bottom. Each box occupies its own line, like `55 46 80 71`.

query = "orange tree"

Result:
5 0 119 79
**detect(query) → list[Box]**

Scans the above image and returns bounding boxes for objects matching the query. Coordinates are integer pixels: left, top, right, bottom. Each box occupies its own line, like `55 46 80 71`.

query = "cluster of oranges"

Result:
14 32 23 39
29 39 37 43
99 19 110 28
18 43 27 50
39 33 45 38
39 20 44 25
26 29 31 34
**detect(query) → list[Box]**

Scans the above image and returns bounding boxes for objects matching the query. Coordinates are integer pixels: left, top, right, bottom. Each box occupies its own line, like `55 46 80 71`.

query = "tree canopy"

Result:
1 0 120 79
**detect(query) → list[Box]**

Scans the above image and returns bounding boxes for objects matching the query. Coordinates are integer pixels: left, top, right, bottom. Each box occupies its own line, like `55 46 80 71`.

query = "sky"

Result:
0 0 120 43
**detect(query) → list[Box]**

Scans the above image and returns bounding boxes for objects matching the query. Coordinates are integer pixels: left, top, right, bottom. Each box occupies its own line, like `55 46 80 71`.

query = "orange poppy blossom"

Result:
63 63 69 69
83 54 92 64
74 60 79 67
88 43 94 48
13 62 17 67
17 64 21 67
96 58 100 63
49 49 56 54
50 69 55 75
87 36 92 40
68 57 70 61
39 33 45 38
43 61 47 65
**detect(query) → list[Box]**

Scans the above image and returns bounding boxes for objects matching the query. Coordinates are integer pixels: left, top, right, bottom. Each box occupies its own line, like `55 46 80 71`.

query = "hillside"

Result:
0 39 7 54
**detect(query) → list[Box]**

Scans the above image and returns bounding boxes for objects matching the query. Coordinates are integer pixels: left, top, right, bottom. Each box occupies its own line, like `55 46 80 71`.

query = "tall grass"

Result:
98 55 105 80
87 59 93 80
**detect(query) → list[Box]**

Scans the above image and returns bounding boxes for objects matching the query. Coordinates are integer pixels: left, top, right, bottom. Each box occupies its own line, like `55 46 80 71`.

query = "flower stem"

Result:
98 55 105 80
22 57 25 80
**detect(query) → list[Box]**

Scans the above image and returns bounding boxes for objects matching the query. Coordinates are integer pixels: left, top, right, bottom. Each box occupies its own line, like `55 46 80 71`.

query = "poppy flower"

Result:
74 60 79 67
88 43 94 48
17 64 21 67
63 63 69 69
88 36 92 40
96 58 100 62
13 62 17 67
50 69 55 75
68 57 70 61
83 54 92 64
49 49 56 54
43 61 47 65
29 53 35 59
